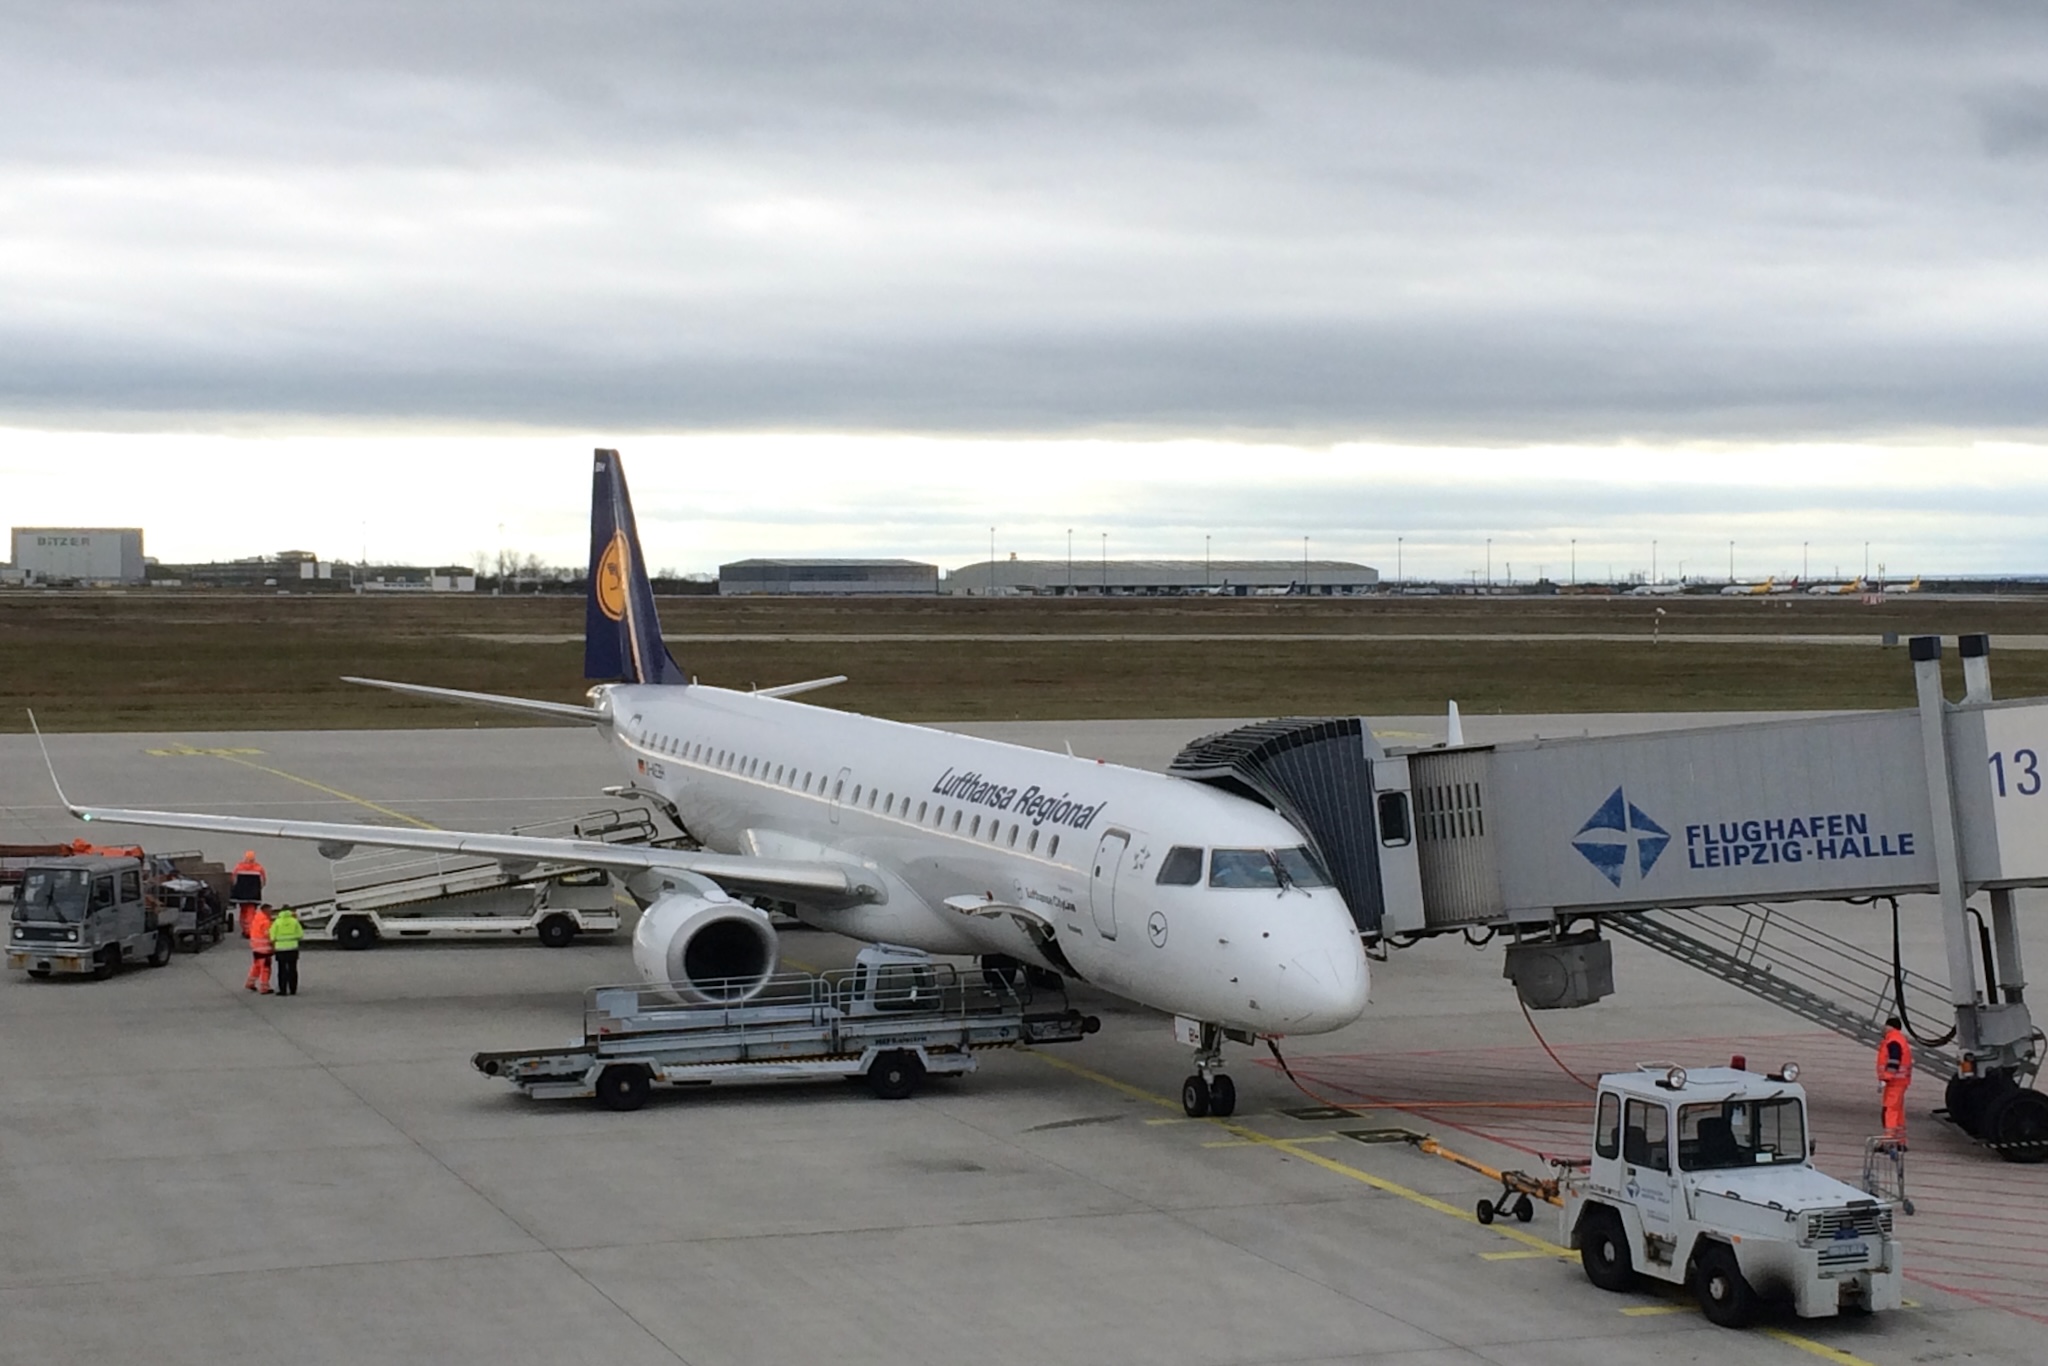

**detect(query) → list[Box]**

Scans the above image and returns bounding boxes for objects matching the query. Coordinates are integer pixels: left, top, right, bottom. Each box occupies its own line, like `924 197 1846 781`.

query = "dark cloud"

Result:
2 2 2046 439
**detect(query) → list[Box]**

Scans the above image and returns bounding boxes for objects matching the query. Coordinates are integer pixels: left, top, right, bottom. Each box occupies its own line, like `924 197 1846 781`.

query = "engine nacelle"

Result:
630 872 779 1004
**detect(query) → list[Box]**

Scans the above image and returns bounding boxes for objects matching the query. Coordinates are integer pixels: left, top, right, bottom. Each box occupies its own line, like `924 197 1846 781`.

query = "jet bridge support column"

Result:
1964 633 2030 1010
1911 635 1984 1055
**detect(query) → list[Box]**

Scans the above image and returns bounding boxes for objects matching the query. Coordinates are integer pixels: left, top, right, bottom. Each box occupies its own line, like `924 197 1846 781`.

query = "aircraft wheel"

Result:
1180 1075 1211 1118
596 1065 651 1112
1208 1074 1237 1118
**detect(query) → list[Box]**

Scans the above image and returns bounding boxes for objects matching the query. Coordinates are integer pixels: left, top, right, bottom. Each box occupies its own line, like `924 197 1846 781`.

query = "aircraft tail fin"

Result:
585 449 687 685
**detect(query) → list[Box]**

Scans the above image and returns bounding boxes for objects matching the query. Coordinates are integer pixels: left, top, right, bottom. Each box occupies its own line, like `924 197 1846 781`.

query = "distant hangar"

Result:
719 559 940 596
946 558 1379 596
9 527 146 585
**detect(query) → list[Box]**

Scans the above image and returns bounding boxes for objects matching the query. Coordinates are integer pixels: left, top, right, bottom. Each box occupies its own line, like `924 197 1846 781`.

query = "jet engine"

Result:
629 871 779 1004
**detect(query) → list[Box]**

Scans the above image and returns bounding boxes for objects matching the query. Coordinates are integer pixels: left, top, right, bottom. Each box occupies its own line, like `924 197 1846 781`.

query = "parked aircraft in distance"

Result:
43 452 1370 1118
1806 578 1866 595
1719 577 1775 596
1628 581 1686 596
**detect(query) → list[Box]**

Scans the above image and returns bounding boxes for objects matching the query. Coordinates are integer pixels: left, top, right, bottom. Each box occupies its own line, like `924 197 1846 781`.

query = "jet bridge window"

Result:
1377 792 1412 847
1156 846 1204 886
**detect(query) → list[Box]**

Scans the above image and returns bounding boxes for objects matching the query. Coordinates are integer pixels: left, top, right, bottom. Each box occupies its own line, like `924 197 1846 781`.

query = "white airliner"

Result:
43 451 1369 1117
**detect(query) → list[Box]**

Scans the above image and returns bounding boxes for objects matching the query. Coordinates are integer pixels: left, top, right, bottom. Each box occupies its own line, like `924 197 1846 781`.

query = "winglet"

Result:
1446 700 1464 747
26 710 85 819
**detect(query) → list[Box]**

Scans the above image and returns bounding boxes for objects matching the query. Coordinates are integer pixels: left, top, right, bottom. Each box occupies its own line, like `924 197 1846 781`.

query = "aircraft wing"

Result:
58 799 874 904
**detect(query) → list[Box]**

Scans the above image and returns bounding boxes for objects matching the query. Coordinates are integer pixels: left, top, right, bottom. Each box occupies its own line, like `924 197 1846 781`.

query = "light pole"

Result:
1570 538 1576 587
989 527 995 596
1864 542 1870 581
1101 533 1107 592
1303 535 1310 591
1066 529 1073 595
1205 534 1211 587
1652 540 1658 584
1803 541 1809 582
1396 536 1403 585
1728 540 1735 583
1485 538 1492 588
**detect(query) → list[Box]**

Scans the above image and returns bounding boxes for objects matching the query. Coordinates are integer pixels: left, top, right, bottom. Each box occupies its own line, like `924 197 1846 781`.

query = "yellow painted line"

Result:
1621 1304 1694 1317
1032 1053 1571 1256
163 744 440 831
1480 1249 1574 1262
1761 1329 1881 1366
1202 1135 1338 1149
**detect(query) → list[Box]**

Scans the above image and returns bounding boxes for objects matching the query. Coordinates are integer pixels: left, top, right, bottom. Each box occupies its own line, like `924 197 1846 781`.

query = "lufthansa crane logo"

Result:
1572 787 1671 887
595 531 629 622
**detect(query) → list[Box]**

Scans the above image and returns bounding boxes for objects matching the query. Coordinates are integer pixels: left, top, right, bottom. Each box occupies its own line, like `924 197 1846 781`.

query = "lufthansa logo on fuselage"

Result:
596 531 629 622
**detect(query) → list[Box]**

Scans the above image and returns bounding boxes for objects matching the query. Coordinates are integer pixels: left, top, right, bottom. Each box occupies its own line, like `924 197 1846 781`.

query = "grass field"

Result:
6 590 2048 731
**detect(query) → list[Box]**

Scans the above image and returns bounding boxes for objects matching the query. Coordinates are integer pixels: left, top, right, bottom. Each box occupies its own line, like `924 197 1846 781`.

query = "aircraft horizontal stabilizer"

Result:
343 677 608 725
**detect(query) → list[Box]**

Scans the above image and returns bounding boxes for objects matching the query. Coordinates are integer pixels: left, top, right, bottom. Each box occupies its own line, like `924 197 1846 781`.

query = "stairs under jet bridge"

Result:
1170 634 2048 1161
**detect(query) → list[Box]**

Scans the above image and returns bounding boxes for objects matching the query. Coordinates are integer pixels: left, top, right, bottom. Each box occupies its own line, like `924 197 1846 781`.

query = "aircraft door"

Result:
829 767 852 825
1089 830 1129 939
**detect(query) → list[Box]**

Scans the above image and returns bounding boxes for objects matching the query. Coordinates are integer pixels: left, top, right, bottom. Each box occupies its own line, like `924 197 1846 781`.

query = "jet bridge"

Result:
1171 634 2048 1160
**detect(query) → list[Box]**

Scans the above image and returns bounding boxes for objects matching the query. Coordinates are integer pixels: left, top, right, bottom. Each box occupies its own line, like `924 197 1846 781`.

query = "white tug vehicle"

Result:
1561 1063 1902 1327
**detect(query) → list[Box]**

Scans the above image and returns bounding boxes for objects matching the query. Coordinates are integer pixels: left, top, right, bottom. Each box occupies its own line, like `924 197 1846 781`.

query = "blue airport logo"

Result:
1573 787 1671 887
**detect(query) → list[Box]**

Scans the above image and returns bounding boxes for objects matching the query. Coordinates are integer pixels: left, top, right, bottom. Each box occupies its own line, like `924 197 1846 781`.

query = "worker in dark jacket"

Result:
231 851 266 938
1877 1016 1913 1140
270 906 304 997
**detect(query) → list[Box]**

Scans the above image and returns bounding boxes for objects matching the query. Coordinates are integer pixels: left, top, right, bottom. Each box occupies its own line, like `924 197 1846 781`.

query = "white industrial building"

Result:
9 527 147 584
720 559 939 595
945 558 1379 596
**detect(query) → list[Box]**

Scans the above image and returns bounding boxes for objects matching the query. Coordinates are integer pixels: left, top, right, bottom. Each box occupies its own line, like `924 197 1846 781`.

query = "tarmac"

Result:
1 715 2044 1366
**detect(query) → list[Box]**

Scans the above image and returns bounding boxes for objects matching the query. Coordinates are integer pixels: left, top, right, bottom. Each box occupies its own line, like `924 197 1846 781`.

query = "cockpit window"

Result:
1156 846 1204 886
1209 849 1281 889
1274 846 1332 889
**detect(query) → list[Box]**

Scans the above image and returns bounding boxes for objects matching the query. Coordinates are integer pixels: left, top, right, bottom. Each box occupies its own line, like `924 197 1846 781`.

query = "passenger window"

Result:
867 790 877 810
804 771 813 790
1595 1093 1620 1159
951 811 962 832
917 801 928 821
1048 835 1061 859
886 793 895 812
1156 846 1204 886
91 875 114 911
1028 829 1039 852
1209 849 1281 889
970 815 981 837
834 780 844 800
774 765 784 783
852 785 862 804
1007 825 1018 847
1623 1099 1670 1172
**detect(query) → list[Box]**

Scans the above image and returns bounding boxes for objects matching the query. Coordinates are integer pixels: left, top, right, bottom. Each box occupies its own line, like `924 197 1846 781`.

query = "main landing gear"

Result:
1180 1021 1237 1119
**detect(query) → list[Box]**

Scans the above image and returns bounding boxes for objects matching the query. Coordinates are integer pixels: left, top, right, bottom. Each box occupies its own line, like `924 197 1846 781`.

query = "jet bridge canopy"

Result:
1169 717 1388 933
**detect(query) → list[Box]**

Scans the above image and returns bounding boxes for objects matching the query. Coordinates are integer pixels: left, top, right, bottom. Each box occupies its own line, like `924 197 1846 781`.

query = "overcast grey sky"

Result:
3 3 2047 576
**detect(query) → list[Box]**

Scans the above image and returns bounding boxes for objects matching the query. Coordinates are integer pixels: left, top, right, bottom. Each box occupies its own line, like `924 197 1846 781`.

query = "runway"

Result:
1 718 2042 1366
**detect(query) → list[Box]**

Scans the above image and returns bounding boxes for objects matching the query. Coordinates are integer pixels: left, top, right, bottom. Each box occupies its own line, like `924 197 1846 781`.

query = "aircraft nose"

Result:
1280 932 1370 1032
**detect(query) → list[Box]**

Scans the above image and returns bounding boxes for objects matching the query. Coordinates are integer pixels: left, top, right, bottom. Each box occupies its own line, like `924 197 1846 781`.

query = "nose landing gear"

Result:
1180 1021 1238 1118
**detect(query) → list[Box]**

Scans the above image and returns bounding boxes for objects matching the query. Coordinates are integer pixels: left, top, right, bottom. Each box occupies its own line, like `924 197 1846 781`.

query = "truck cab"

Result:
1561 1064 1902 1326
6 855 174 978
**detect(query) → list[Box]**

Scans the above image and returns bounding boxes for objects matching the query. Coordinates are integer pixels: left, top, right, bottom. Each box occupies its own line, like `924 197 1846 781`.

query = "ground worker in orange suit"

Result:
231 850 266 938
1878 1015 1913 1140
245 903 275 995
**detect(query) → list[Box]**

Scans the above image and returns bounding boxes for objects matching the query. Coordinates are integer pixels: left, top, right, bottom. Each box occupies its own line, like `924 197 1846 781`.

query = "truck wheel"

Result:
1578 1207 1635 1292
537 915 577 949
1694 1242 1759 1328
93 947 118 980
148 931 174 967
334 918 378 951
1988 1088 2048 1164
27 966 50 979
868 1050 924 1100
596 1065 652 1112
